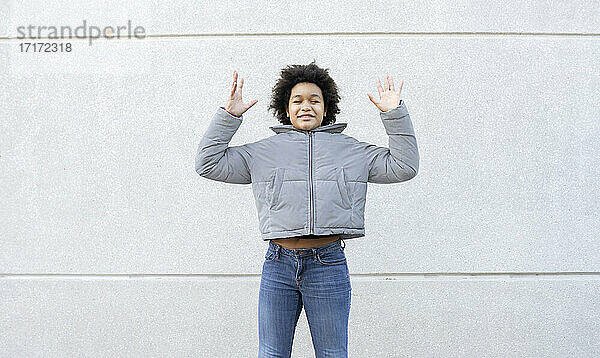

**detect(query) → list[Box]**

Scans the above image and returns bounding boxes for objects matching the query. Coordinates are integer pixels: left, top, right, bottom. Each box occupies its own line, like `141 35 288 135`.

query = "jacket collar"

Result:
269 122 348 134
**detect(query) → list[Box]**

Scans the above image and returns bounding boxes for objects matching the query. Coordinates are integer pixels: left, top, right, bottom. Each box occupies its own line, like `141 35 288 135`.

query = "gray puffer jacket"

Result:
195 100 419 240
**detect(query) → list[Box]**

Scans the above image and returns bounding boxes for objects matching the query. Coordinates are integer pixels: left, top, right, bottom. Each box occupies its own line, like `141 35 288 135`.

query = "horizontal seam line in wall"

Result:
2 272 600 281
1 31 600 41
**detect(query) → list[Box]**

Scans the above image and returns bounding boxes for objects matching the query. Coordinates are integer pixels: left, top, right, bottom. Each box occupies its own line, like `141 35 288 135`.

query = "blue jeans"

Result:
258 239 351 358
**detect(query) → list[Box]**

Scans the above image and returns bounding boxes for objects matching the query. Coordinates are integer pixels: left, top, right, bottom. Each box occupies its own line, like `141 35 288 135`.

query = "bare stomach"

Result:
272 234 340 249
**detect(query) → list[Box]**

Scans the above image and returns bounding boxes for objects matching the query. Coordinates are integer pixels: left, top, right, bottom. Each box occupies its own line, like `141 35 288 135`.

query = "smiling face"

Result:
286 82 327 131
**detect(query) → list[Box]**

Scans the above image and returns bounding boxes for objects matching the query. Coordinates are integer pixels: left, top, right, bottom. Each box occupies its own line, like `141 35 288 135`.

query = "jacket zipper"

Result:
309 132 314 234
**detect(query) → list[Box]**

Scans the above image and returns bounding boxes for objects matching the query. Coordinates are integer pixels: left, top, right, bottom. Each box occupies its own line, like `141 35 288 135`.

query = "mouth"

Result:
298 115 315 119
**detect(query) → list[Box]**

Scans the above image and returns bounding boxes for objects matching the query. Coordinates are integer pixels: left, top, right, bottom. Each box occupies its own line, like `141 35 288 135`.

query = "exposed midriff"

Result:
271 234 340 249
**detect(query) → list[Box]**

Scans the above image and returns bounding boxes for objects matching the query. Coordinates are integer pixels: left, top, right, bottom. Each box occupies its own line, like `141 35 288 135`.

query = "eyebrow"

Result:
291 94 322 99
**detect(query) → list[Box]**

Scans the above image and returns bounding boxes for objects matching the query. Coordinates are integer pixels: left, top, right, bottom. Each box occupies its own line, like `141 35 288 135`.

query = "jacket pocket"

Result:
268 168 285 210
336 167 352 210
268 168 307 233
315 166 353 229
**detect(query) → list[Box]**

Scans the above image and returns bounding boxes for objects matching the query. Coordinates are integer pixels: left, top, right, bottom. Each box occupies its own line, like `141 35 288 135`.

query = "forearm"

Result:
364 100 419 184
195 107 252 184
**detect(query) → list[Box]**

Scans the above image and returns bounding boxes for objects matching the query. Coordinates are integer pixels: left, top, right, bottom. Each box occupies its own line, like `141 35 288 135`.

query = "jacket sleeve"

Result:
360 100 419 184
195 107 253 184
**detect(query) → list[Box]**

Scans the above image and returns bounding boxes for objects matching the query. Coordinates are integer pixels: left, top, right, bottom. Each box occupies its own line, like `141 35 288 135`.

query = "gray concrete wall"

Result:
1 1 599 357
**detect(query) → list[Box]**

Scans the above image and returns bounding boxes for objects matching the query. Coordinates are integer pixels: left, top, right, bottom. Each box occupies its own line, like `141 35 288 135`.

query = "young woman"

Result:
195 62 419 357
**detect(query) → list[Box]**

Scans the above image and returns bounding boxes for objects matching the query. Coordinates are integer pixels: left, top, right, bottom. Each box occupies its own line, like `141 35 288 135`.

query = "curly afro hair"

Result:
268 60 341 126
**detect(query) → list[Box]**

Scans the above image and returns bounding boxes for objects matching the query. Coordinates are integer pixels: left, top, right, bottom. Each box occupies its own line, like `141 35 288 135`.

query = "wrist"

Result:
381 100 403 113
220 106 242 118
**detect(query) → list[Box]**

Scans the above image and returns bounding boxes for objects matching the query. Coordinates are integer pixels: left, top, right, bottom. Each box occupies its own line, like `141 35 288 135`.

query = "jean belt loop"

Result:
311 248 318 261
341 239 346 250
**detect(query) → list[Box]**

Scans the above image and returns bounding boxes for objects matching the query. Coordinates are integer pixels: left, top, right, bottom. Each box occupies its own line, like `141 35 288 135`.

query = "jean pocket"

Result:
264 250 278 262
316 248 347 266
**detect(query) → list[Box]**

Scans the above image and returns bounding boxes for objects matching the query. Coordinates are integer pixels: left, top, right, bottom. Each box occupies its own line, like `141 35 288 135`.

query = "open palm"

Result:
224 70 258 117
367 74 403 112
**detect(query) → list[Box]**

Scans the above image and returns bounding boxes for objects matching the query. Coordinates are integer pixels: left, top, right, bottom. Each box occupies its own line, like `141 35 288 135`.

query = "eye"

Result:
293 101 301 103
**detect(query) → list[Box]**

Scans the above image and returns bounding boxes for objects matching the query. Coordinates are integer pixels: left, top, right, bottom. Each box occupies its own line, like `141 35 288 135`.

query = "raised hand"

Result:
224 70 258 117
367 74 403 112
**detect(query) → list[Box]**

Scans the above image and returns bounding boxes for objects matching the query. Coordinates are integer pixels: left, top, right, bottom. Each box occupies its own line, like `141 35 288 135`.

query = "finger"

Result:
230 71 237 97
384 75 389 91
230 79 237 97
376 79 383 97
389 75 395 92
367 93 378 104
239 77 244 91
246 99 258 110
397 79 403 95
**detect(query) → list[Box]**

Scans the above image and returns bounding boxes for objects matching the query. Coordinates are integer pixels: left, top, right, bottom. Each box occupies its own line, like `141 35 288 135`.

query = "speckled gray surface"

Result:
1 1 599 357
2 37 599 273
1 278 599 357
2 0 600 36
